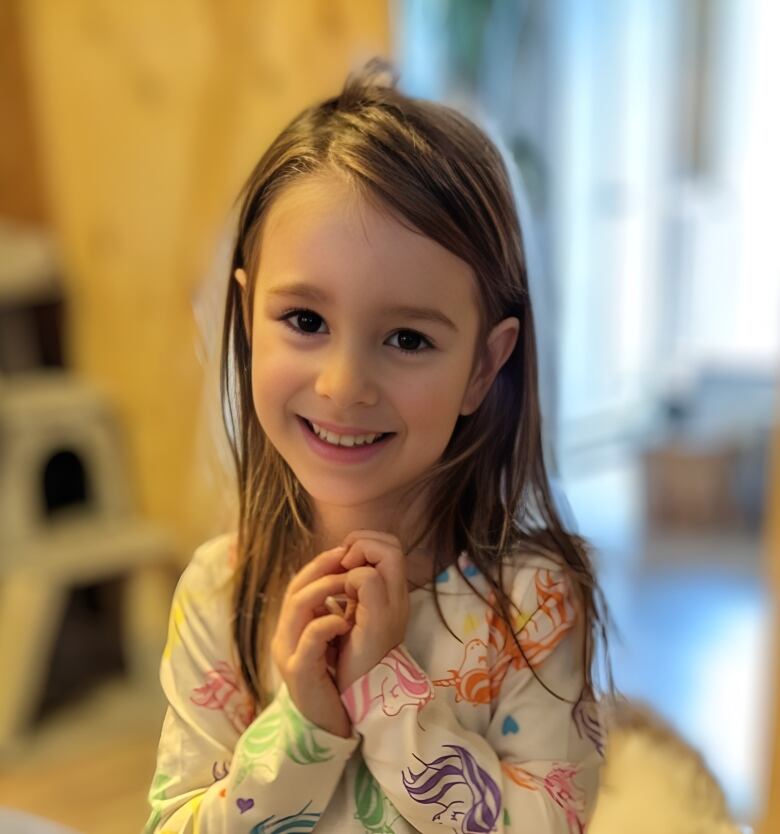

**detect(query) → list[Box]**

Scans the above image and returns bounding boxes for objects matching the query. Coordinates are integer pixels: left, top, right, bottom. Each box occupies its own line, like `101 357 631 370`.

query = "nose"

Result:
313 342 379 408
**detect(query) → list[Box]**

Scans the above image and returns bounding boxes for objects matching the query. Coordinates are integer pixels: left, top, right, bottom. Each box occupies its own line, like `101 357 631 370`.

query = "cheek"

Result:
249 343 302 425
398 371 465 436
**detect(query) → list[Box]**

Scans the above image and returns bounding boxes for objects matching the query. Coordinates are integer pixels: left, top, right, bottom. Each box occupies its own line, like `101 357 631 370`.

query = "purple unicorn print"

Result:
401 744 501 833
573 698 606 758
211 760 230 782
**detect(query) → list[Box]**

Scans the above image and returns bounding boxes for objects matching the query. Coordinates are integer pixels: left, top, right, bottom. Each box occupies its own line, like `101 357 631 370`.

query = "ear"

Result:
460 316 520 416
234 268 251 340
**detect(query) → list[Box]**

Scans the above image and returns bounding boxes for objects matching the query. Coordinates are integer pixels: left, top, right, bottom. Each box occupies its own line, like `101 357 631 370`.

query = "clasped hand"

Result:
330 529 410 693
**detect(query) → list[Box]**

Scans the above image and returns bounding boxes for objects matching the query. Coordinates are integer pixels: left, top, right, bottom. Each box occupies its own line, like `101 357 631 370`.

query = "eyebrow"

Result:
265 281 459 332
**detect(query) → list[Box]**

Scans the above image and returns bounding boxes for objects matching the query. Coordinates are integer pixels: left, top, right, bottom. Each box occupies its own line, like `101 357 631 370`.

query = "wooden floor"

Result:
0 676 166 834
562 453 767 828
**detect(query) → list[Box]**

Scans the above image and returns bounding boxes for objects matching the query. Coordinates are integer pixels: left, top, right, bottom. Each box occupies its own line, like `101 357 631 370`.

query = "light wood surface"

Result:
759 416 780 834
0 677 166 834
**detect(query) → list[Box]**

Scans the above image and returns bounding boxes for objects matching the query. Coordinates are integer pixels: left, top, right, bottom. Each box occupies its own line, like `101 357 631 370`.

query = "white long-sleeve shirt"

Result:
144 532 605 833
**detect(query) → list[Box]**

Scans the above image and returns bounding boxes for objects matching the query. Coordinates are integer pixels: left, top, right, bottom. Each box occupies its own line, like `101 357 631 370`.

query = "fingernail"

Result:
324 595 346 616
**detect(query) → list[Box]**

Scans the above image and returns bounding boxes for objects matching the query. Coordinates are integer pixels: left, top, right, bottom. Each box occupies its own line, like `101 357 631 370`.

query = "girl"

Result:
144 56 616 834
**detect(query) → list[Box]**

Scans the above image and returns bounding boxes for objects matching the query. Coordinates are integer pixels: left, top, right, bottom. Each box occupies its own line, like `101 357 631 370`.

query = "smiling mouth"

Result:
299 416 395 443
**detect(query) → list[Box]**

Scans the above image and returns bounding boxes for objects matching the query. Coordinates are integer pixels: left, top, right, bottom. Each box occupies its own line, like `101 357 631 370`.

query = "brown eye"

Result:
284 310 323 334
278 308 435 356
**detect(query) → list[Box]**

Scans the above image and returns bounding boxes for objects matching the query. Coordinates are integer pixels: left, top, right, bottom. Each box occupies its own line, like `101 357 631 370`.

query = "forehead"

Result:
255 173 479 322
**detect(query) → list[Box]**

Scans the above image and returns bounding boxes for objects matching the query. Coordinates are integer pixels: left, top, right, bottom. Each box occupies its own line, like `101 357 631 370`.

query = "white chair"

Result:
0 370 177 753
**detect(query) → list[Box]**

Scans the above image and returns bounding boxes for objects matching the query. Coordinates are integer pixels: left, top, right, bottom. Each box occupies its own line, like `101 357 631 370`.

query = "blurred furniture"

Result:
0 223 177 755
641 366 773 538
0 220 64 373
643 438 747 531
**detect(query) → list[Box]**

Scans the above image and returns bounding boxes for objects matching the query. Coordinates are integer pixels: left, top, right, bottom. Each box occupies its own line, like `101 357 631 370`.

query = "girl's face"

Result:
235 172 518 551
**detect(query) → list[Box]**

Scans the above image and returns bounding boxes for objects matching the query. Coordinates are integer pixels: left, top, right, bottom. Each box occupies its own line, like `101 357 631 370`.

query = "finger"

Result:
340 537 396 569
294 614 352 672
324 594 358 623
342 541 407 610
339 531 402 567
341 530 402 548
286 546 347 597
276 572 350 657
343 566 390 612
324 594 350 617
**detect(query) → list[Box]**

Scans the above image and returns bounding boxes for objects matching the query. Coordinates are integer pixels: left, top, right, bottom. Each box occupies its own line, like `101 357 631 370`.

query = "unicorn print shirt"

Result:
144 532 605 834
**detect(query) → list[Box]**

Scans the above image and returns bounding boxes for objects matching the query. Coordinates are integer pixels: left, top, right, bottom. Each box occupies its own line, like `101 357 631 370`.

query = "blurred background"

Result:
0 1 777 832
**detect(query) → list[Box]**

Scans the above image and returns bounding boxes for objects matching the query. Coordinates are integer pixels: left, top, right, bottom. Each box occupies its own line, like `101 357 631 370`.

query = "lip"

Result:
297 415 395 464
301 416 391 436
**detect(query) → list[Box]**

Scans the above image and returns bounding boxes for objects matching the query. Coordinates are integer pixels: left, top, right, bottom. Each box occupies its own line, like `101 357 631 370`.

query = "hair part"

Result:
220 56 618 712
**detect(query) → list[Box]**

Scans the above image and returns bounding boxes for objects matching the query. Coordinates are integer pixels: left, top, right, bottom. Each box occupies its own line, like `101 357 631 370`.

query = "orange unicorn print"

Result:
433 568 577 707
432 638 492 705
487 568 577 702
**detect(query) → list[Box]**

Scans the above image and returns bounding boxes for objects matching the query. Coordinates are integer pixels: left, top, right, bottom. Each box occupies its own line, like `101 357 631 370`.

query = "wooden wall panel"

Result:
15 0 390 561
0 1 47 223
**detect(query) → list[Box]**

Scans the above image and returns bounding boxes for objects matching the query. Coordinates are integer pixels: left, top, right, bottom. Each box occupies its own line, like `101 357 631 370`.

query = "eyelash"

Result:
277 308 436 356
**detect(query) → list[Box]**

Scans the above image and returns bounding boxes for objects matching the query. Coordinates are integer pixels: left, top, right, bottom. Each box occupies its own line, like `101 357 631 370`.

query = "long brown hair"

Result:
220 56 618 712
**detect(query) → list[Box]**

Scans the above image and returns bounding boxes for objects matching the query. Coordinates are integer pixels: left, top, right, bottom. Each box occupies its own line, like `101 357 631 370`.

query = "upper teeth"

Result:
309 420 385 447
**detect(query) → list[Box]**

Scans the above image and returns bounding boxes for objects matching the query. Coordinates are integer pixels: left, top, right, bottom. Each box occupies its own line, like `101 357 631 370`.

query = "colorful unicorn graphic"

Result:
211 760 230 782
432 638 491 705
573 697 606 757
354 757 403 833
487 568 577 702
432 567 576 708
190 659 256 731
501 761 587 834
233 687 335 786
402 744 502 833
248 798 321 833
342 645 434 726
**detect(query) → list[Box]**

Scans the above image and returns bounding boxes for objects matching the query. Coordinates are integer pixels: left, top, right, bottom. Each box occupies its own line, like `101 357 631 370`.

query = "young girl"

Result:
144 56 615 834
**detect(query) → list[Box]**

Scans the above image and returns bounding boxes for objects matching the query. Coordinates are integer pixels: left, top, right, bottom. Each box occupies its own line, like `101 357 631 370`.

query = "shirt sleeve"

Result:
143 540 361 833
339 563 606 834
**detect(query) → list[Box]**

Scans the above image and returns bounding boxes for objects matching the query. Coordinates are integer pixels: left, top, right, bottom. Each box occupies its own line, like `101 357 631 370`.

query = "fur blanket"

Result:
590 696 746 834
